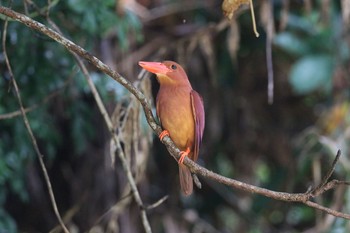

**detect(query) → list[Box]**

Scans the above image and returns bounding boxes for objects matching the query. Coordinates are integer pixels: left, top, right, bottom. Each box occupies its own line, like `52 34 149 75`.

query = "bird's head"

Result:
139 61 191 86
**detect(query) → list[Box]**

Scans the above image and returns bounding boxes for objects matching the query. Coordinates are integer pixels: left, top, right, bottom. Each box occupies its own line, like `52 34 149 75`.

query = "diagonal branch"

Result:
1 6 350 221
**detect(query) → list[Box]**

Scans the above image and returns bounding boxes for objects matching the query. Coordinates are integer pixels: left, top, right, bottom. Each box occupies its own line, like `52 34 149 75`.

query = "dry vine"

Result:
1 7 350 232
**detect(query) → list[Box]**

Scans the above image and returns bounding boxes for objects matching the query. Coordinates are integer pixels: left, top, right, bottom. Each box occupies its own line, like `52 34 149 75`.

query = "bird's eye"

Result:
171 64 177 70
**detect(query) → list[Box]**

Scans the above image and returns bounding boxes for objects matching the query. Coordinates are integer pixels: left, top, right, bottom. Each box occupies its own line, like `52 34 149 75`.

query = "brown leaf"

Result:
222 0 250 20
222 0 259 37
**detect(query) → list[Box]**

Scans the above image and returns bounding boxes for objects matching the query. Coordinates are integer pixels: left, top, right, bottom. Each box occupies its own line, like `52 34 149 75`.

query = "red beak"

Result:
138 61 170 74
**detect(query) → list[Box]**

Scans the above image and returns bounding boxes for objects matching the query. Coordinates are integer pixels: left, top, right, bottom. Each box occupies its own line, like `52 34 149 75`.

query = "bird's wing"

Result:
190 90 205 161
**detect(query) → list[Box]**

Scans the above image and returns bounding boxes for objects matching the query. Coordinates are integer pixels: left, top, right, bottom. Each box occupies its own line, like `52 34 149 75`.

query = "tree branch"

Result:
1 6 350 221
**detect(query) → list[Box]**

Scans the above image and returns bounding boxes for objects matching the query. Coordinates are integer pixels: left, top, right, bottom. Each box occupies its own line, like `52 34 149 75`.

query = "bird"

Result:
139 60 205 195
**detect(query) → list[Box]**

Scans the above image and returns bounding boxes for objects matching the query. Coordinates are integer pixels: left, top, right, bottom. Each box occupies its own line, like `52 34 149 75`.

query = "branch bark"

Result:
1 6 350 221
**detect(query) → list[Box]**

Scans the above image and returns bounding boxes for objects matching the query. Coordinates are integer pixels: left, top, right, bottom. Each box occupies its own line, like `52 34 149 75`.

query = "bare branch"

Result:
1 6 350 221
311 150 341 196
304 200 349 219
146 195 169 210
0 105 37 119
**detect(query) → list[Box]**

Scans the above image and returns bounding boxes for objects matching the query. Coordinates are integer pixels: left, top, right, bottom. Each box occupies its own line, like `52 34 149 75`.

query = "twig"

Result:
0 76 71 120
91 193 133 229
1 11 69 233
312 150 341 195
1 6 350 220
146 195 169 210
0 105 37 119
249 0 260 37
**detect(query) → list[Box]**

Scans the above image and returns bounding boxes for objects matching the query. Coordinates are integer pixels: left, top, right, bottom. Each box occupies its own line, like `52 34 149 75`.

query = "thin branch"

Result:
249 0 260 37
320 180 350 193
312 150 341 196
0 76 71 120
1 11 69 233
91 193 133 229
304 200 349 219
145 195 169 210
1 6 350 221
0 105 37 119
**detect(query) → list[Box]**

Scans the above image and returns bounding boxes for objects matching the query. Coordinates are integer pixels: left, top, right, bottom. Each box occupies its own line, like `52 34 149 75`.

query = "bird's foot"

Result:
159 130 170 141
178 147 190 164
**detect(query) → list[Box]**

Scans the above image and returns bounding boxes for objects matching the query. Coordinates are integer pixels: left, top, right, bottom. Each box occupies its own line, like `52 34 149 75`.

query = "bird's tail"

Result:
179 164 193 196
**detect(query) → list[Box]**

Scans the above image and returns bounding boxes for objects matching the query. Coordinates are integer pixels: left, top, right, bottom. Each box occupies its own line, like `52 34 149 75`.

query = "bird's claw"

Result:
178 147 190 164
159 130 170 141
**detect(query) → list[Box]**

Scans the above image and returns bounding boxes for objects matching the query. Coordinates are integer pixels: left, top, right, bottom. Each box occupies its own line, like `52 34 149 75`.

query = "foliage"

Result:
274 2 348 95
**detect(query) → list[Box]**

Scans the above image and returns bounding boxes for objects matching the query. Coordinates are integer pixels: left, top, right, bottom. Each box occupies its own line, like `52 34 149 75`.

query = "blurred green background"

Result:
1 0 350 232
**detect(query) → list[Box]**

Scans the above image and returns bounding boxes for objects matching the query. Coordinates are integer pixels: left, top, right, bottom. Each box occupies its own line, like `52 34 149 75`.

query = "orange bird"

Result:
139 61 205 195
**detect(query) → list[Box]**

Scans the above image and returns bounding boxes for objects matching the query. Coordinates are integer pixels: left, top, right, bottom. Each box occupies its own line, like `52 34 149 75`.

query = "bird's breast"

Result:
157 86 195 150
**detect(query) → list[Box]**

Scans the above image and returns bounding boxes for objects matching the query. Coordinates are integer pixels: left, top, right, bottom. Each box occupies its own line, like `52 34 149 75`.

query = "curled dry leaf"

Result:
222 0 259 37
222 0 250 19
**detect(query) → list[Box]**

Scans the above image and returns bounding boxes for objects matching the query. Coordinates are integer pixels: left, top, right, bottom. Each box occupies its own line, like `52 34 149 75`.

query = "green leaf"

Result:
289 55 334 94
0 209 17 233
286 13 318 34
287 206 314 225
274 32 309 56
255 161 270 183
82 10 98 34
